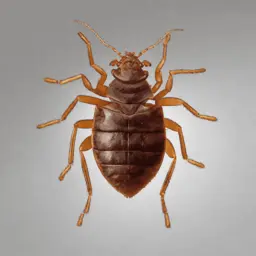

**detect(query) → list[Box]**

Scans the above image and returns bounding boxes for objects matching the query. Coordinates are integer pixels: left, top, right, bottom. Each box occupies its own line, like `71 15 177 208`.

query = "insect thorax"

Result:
107 78 153 115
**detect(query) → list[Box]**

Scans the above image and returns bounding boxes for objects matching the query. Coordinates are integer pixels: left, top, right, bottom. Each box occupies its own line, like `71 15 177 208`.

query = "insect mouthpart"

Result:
123 60 141 69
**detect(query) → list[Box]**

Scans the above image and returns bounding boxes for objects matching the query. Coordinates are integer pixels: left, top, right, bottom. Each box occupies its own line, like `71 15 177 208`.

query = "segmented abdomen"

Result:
92 105 165 197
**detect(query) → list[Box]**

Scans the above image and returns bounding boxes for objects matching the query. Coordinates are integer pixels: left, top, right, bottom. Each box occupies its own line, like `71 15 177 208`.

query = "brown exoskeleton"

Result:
37 20 217 228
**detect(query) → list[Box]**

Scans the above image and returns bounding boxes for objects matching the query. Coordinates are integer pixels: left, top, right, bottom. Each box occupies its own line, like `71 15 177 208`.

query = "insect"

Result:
37 20 217 228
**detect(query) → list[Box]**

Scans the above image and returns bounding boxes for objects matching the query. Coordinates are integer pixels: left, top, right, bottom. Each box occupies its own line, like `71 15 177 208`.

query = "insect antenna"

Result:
74 19 123 57
137 28 184 57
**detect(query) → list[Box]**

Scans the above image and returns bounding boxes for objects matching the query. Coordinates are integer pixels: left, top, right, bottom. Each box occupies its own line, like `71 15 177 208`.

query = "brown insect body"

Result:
92 63 166 197
37 20 217 228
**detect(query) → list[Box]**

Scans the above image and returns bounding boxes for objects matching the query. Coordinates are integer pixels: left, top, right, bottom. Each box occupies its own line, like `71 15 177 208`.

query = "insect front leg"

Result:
77 32 108 97
77 136 93 227
153 68 206 100
165 118 205 168
156 97 217 121
151 33 171 93
160 139 177 228
37 95 109 129
59 119 93 181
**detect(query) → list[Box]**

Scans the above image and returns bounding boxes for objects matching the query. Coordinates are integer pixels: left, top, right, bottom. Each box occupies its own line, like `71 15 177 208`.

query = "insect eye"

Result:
142 60 151 67
109 59 119 66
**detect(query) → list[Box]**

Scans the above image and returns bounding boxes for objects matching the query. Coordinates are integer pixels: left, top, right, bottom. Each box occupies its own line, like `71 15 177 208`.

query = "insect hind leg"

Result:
160 139 177 228
77 136 93 227
164 118 205 168
59 119 93 181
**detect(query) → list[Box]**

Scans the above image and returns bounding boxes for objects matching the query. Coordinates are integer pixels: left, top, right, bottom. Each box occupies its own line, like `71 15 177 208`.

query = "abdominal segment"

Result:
92 105 166 197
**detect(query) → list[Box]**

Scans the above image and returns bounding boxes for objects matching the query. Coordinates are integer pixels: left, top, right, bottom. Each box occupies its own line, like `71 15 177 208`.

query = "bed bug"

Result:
37 20 217 228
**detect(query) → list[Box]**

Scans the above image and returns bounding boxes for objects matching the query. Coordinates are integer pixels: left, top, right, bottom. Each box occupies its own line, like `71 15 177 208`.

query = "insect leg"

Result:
78 32 108 97
153 68 206 100
44 74 106 96
77 136 93 227
37 95 109 129
164 118 204 168
156 97 217 121
151 33 171 93
160 139 177 228
59 119 93 181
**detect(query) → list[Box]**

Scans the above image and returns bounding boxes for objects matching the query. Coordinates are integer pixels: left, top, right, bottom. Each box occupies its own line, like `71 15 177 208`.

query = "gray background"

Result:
1 0 256 255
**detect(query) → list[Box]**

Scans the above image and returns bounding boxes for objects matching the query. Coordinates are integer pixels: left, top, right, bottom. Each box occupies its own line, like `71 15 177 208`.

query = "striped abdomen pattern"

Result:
92 105 166 197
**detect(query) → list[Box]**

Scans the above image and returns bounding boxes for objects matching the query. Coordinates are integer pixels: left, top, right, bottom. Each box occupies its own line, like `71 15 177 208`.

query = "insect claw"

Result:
44 77 59 84
36 124 43 129
187 159 205 168
201 115 217 121
164 213 171 228
77 213 85 227
59 164 71 181
36 119 61 129
78 32 90 44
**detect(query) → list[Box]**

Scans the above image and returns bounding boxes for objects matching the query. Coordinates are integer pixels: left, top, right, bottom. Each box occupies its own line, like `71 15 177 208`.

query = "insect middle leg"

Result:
37 95 109 129
77 136 93 227
157 97 217 121
160 139 177 228
44 74 105 96
165 118 204 168
59 119 93 181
